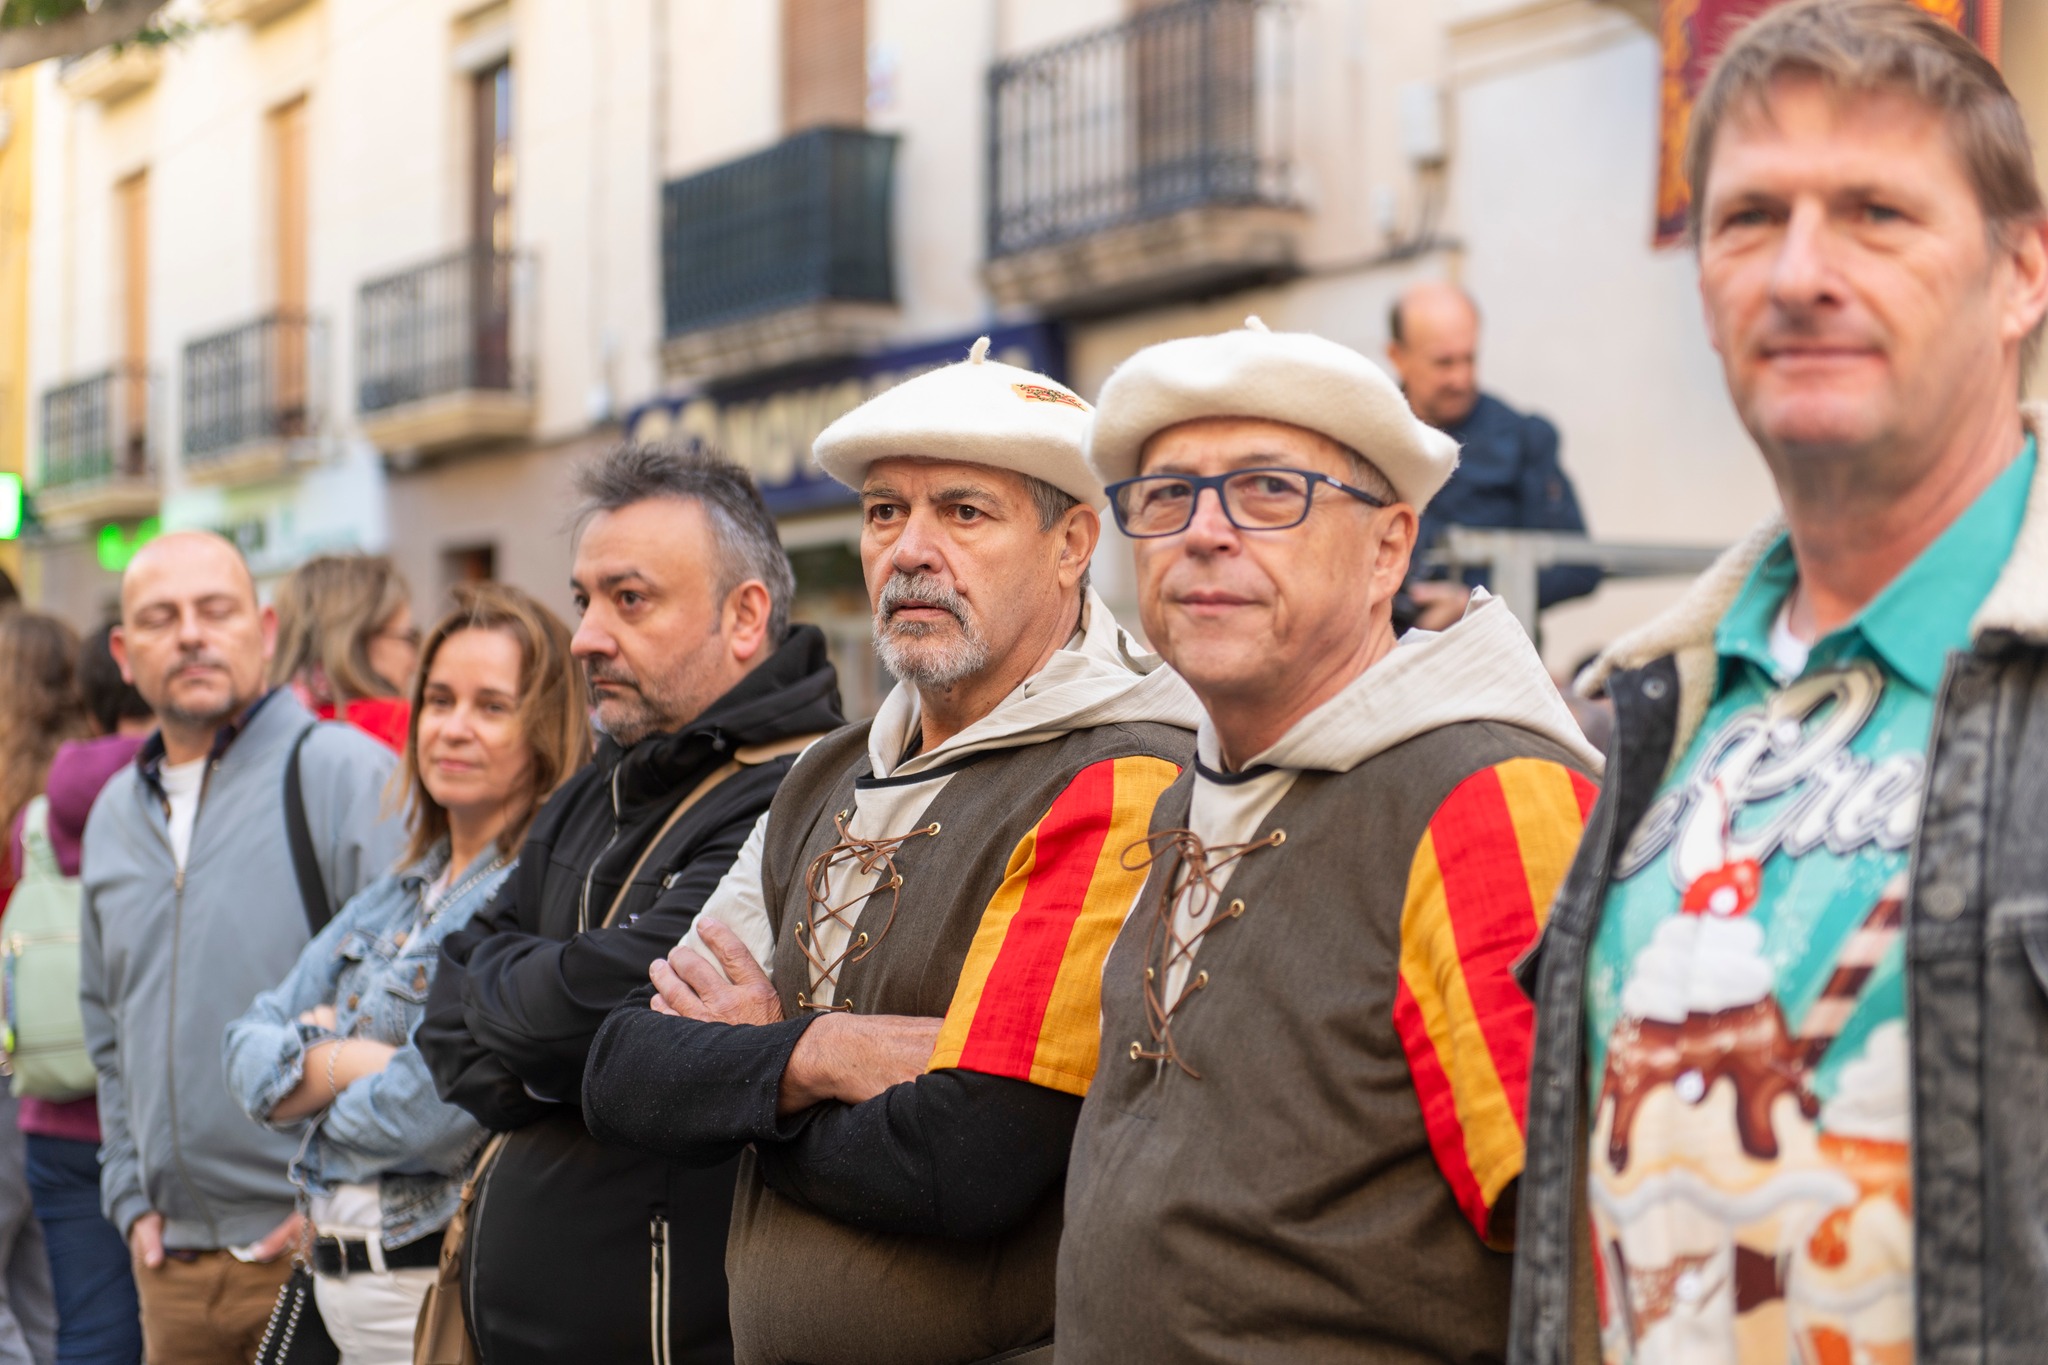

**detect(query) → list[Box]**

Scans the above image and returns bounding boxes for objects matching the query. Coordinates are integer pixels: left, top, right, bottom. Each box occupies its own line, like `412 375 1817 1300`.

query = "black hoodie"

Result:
419 626 842 1365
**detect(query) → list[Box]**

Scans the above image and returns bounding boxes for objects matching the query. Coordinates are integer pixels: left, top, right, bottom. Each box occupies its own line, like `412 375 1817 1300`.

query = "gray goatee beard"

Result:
872 573 990 690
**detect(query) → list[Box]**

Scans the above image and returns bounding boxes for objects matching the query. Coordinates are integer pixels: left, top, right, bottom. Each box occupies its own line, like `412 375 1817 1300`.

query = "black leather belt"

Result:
311 1228 443 1277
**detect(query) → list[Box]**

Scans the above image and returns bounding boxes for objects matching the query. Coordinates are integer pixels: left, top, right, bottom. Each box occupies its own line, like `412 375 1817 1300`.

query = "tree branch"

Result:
0 0 165 71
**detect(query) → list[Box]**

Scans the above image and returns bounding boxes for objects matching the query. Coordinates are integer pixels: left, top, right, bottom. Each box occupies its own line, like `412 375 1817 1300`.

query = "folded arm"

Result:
451 816 757 1104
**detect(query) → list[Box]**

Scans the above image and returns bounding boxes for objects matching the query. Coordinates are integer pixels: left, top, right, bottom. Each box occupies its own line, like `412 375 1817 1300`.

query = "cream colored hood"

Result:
869 587 1205 778
1199 590 1604 777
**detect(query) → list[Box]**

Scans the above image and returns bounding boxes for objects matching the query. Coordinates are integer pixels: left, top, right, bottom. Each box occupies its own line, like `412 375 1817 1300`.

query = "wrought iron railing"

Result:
39 366 155 491
662 127 899 338
357 247 533 413
987 0 1296 258
181 311 323 463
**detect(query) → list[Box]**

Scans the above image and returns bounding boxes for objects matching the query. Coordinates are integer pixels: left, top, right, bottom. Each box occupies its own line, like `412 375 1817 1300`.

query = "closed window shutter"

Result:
783 0 866 132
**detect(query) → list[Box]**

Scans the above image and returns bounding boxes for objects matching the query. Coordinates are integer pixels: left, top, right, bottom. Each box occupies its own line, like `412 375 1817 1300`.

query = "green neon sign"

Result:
0 474 21 540
97 517 161 573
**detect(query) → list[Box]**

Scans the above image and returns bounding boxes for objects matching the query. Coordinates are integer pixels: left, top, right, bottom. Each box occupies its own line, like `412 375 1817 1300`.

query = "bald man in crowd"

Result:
80 532 405 1365
1386 281 1600 629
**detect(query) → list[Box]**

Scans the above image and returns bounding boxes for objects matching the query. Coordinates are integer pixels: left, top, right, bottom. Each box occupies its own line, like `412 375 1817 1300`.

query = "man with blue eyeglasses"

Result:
1055 318 1604 1363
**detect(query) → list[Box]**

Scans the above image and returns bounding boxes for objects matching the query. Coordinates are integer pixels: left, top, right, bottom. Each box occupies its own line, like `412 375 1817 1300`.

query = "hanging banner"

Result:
1655 0 2002 246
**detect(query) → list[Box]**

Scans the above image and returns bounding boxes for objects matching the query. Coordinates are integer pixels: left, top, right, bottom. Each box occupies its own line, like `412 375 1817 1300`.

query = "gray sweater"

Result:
80 690 406 1250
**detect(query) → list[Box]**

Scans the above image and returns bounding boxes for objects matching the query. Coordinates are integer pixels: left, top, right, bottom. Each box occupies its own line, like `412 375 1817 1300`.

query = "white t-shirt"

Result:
159 757 206 870
1769 596 1813 677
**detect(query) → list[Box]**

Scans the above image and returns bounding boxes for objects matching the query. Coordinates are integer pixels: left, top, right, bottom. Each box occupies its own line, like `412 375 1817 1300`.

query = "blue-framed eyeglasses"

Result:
1103 466 1390 538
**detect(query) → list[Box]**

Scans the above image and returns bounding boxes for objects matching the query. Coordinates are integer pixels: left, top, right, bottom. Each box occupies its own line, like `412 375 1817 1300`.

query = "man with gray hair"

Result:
1512 3 2048 1363
418 443 843 1365
581 340 1200 1365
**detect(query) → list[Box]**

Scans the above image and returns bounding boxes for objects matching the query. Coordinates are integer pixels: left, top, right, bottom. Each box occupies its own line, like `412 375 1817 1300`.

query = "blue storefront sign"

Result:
623 322 1066 516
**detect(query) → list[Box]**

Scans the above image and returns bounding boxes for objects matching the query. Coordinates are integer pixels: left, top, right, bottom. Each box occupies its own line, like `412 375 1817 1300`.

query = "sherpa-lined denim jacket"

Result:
1509 405 2048 1365
226 841 512 1249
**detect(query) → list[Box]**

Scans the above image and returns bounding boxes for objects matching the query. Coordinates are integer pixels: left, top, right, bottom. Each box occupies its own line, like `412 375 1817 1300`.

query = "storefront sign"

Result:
161 438 391 582
1654 0 2000 246
95 518 161 572
624 323 1067 516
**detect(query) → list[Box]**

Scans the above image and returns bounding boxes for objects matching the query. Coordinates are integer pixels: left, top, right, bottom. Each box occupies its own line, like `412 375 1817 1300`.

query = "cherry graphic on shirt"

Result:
1600 849 1816 1171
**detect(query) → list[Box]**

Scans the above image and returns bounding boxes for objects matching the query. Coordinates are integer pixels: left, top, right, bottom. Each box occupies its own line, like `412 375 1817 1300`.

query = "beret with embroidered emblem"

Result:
1085 317 1460 510
814 336 1103 507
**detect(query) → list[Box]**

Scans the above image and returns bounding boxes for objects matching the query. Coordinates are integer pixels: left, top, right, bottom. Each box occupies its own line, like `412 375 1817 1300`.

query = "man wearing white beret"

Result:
581 338 1201 1364
1057 319 1602 1362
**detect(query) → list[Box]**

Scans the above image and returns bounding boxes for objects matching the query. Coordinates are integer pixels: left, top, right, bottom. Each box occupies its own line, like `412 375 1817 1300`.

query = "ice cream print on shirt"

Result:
1586 660 1917 1365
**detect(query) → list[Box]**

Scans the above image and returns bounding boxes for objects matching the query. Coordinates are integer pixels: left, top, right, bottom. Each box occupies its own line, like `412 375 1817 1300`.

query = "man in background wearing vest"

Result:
1058 320 1601 1362
584 340 1201 1365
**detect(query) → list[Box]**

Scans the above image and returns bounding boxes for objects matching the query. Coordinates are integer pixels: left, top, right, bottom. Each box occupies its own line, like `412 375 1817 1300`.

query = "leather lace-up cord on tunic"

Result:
1122 826 1285 1077
794 810 941 1011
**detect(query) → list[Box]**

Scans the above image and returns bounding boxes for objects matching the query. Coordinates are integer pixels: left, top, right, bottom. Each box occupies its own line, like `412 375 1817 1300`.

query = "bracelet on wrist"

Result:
324 1040 346 1102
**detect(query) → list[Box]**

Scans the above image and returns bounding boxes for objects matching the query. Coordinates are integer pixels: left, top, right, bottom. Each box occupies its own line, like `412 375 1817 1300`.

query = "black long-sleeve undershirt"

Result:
583 1004 1080 1240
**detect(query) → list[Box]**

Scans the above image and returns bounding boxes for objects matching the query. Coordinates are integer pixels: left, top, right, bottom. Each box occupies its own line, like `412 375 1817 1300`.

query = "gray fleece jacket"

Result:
80 689 406 1250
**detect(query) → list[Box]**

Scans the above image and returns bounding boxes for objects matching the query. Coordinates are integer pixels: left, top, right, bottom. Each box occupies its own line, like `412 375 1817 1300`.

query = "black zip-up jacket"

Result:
418 627 841 1365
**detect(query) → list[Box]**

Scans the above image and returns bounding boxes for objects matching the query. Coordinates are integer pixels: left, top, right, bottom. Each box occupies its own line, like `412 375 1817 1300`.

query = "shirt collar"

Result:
136 687 285 796
1715 436 2037 694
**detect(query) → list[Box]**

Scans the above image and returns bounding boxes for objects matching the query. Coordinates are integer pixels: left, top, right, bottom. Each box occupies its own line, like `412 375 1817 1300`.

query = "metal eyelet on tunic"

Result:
794 815 940 1010
1119 825 1284 1079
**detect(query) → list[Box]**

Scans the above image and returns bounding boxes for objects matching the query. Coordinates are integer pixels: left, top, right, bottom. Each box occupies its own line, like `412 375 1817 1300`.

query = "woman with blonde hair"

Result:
269 555 419 750
226 582 589 1365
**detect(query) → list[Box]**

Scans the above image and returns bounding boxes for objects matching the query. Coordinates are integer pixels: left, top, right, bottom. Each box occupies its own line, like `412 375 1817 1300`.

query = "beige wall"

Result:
382 440 591 632
18 0 2044 663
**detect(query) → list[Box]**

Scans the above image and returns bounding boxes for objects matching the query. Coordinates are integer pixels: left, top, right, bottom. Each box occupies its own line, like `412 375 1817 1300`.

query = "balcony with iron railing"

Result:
660 126 899 380
181 311 326 484
357 246 535 462
35 366 161 526
984 0 1303 315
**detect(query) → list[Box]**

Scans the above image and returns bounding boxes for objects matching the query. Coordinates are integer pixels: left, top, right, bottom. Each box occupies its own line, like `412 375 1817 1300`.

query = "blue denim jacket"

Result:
225 841 513 1248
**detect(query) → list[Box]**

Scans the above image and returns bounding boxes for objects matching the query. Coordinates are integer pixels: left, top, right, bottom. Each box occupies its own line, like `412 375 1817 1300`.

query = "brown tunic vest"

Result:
726 718 1194 1365
1058 721 1593 1365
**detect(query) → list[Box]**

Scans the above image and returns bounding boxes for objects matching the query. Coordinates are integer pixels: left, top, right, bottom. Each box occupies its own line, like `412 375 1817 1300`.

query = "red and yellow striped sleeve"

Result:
927 754 1182 1096
1394 756 1598 1247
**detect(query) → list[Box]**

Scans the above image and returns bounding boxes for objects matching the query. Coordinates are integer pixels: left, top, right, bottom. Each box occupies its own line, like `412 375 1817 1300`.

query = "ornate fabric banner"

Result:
1655 0 2003 245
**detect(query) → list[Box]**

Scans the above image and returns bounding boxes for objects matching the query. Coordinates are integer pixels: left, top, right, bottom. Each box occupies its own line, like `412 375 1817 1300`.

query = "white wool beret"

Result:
1086 317 1461 510
813 337 1103 507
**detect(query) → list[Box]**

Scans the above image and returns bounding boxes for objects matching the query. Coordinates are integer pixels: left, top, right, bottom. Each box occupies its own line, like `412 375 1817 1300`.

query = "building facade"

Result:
14 0 2048 693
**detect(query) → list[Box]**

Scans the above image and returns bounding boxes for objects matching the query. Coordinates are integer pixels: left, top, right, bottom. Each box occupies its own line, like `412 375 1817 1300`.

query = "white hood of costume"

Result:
1199 590 1604 778
869 586 1206 778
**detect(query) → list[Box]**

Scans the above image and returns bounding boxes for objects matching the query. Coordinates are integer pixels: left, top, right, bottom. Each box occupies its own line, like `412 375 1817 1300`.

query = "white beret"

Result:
814 337 1103 507
1085 317 1461 510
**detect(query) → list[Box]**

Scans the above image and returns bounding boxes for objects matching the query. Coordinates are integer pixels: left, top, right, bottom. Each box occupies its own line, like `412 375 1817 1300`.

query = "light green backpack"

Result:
2 797 98 1100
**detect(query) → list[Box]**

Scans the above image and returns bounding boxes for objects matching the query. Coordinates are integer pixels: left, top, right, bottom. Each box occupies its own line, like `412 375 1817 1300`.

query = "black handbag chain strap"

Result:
283 725 336 936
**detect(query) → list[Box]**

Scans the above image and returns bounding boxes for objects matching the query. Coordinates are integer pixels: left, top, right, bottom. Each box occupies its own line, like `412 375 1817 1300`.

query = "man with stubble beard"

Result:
418 445 842 1365
81 531 404 1365
582 339 1201 1365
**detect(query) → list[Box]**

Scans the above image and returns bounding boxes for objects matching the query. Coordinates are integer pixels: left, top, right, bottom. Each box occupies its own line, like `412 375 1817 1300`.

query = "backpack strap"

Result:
16 797 60 880
283 725 336 936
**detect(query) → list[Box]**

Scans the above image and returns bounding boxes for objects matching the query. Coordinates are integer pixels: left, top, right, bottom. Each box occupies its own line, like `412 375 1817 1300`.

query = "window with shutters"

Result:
268 96 310 426
783 0 866 132
117 170 149 458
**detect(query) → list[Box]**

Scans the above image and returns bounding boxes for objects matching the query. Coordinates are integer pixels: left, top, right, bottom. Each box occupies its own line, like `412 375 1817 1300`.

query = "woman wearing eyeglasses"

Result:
270 554 423 751
226 583 589 1365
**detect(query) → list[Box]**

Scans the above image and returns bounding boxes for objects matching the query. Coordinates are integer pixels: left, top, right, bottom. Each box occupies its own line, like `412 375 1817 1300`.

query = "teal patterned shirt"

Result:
1581 438 2034 1364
